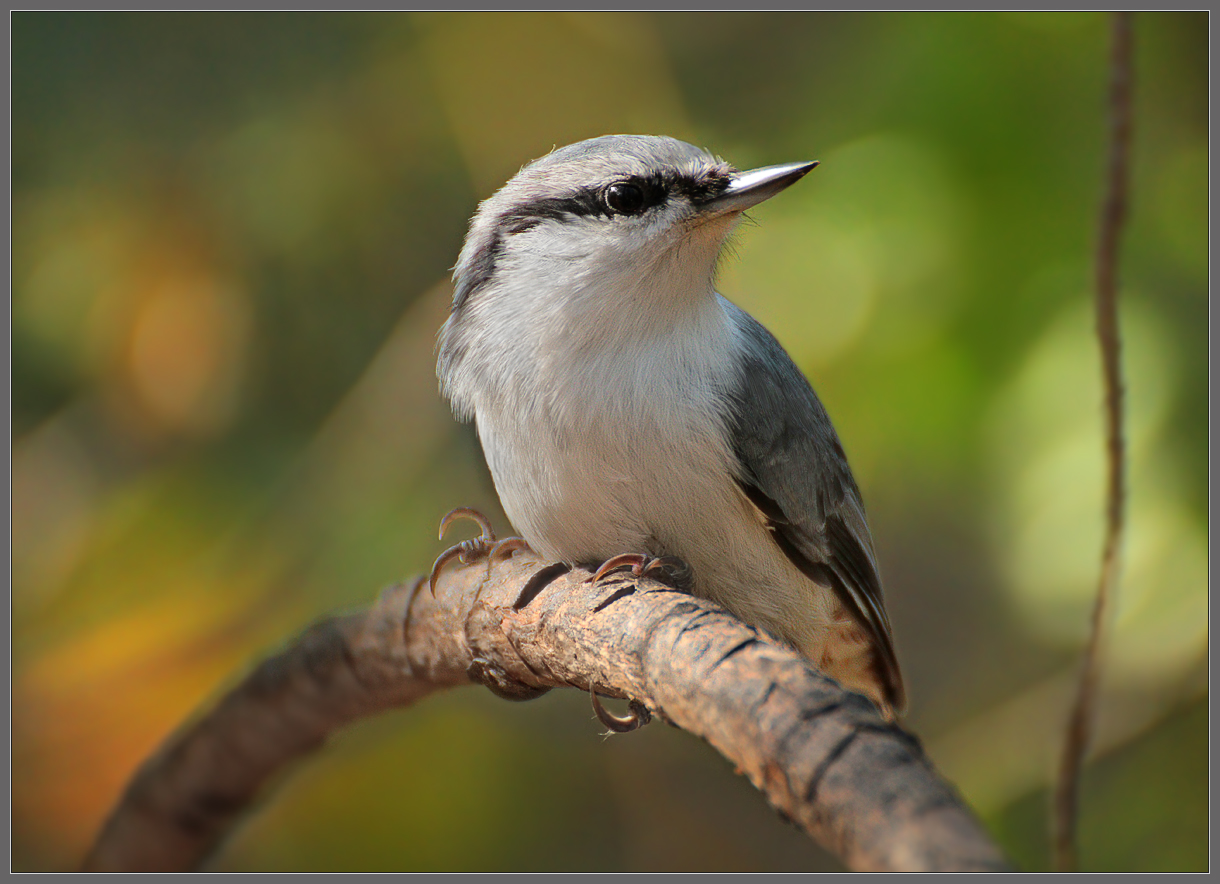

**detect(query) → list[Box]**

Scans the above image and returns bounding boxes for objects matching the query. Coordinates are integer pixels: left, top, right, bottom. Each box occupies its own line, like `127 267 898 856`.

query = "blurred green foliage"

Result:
11 12 1207 872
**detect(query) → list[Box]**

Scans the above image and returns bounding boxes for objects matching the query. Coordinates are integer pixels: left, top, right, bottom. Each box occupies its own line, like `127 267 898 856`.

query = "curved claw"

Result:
429 507 500 597
640 555 692 587
490 536 532 561
484 537 533 578
586 553 649 584
590 688 650 734
438 506 497 544
428 546 466 597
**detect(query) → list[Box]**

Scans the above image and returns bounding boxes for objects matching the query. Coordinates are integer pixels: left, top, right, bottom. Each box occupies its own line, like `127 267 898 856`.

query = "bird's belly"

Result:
474 402 882 707
476 405 840 649
479 406 734 565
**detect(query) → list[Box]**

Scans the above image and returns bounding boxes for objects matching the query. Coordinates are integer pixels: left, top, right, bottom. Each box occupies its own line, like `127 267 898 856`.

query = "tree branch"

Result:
83 553 1011 872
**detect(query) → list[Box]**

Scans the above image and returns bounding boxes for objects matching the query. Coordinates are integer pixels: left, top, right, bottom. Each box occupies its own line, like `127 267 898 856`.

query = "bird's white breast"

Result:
442 274 837 658
474 287 742 564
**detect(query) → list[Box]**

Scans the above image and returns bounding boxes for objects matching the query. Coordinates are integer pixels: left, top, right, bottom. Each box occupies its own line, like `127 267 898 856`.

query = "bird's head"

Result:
449 135 817 316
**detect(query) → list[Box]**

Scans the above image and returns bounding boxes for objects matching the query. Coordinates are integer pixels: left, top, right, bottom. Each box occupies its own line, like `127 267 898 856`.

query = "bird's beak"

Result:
699 160 819 218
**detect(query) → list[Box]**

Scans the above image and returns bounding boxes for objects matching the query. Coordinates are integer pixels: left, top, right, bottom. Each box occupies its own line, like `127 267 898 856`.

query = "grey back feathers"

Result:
723 300 904 708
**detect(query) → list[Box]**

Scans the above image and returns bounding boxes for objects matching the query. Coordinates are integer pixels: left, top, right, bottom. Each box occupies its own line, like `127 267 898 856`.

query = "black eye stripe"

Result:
669 165 735 204
500 164 736 234
501 190 606 233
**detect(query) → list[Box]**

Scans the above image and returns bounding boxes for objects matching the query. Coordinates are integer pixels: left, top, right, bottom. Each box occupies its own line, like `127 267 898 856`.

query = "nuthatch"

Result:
433 135 904 717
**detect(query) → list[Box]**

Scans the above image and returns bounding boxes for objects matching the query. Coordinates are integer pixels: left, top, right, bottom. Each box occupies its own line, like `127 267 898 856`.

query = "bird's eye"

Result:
604 182 647 215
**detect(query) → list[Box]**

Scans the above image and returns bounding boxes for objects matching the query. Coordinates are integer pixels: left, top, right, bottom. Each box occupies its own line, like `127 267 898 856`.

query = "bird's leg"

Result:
428 507 534 595
586 553 692 589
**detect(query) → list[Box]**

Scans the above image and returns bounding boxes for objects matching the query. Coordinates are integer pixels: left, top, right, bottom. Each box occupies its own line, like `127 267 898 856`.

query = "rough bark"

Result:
83 552 1011 873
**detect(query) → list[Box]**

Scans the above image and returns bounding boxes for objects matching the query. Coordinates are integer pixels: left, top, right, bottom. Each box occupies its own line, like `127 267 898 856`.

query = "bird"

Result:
431 134 904 717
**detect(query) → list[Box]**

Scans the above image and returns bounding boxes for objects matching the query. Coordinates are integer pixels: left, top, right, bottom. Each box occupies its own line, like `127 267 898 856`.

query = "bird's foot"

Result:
589 687 651 735
585 553 692 589
427 507 534 595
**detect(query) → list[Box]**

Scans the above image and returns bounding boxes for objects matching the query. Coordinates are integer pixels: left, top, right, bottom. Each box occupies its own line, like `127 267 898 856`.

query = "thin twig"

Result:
1053 10 1134 873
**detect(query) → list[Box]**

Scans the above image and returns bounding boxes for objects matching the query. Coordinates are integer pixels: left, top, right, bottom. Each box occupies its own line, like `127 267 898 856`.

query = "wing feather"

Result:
721 298 905 709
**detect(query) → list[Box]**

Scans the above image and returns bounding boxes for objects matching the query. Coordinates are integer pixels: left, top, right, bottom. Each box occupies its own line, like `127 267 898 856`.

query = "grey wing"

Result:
721 299 905 710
